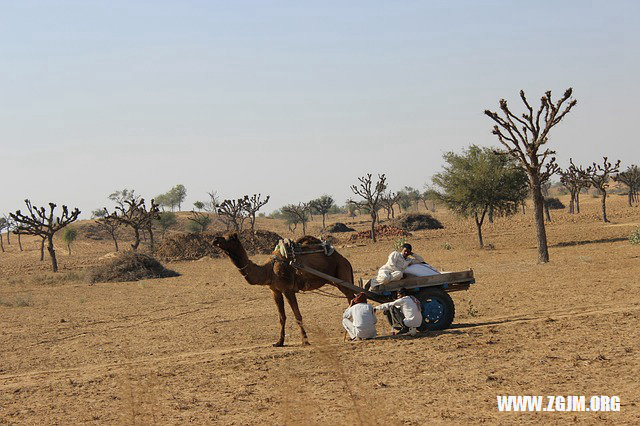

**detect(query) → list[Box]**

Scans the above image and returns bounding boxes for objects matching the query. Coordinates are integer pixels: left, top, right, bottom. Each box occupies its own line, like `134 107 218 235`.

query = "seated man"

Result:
342 292 377 340
371 243 425 289
374 288 423 336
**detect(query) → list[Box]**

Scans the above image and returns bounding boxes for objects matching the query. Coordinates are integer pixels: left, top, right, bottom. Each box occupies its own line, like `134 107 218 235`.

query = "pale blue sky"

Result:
1 1 638 216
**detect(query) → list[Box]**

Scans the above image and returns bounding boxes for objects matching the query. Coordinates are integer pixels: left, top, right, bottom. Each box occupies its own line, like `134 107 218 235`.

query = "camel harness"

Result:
275 238 335 260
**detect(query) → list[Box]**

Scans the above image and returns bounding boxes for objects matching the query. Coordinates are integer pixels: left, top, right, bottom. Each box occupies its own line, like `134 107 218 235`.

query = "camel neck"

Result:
225 244 272 286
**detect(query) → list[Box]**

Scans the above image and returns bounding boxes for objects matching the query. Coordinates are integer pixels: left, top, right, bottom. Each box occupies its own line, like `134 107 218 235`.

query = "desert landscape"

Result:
1 194 638 424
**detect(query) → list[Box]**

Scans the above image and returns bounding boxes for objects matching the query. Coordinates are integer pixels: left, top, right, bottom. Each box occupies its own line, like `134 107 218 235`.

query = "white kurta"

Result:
375 296 423 328
373 251 425 286
342 303 377 339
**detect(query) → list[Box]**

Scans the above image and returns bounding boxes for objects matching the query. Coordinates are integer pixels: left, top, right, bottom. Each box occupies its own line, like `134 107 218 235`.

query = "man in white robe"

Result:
374 288 423 336
342 292 377 340
371 243 425 288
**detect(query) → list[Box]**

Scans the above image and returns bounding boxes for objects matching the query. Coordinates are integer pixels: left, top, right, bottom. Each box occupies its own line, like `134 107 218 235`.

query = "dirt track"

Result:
1 196 639 424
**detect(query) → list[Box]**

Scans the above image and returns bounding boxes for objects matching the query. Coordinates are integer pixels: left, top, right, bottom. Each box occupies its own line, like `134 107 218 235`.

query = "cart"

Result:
289 262 475 331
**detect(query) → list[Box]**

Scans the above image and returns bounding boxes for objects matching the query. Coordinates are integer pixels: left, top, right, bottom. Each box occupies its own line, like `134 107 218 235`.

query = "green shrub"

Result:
61 227 78 254
630 228 640 245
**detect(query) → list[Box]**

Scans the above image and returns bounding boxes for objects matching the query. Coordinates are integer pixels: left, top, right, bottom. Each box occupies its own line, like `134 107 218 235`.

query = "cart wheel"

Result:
416 288 455 331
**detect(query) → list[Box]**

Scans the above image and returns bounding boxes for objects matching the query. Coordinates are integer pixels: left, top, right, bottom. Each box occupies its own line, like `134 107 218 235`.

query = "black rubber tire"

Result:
416 287 455 331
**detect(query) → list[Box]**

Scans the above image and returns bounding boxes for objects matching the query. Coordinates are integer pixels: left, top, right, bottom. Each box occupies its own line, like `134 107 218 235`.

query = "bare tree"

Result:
4 215 25 252
614 165 640 207
10 200 80 272
485 88 577 263
350 173 387 242
380 192 401 220
243 194 270 234
96 208 122 252
281 203 311 235
217 198 248 232
3 215 12 245
205 190 220 213
559 159 591 213
108 199 160 252
581 157 621 222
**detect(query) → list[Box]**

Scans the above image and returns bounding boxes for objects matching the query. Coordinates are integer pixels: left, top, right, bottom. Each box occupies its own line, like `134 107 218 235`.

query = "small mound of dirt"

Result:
391 213 444 231
326 223 356 233
155 233 217 261
545 197 565 209
74 222 109 240
155 229 283 261
87 252 179 284
239 230 283 256
348 225 412 241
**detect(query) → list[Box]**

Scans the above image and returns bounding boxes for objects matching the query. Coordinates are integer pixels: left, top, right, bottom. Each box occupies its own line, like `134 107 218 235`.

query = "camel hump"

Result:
296 236 322 246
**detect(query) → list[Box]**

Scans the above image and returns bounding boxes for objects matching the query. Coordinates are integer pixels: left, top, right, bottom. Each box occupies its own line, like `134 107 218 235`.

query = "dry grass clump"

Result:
155 229 282 261
391 213 444 231
87 252 179 284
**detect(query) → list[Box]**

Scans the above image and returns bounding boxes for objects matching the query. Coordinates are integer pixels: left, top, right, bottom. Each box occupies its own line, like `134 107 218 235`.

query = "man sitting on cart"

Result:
374 288 423 336
370 243 425 289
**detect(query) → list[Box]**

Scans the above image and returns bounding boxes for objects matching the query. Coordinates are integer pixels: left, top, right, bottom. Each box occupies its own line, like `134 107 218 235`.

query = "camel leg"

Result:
336 284 355 303
336 263 356 303
283 290 309 346
272 290 286 347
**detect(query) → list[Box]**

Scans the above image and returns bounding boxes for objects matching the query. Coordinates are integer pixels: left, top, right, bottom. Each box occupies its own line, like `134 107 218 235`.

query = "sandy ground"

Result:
1 195 639 424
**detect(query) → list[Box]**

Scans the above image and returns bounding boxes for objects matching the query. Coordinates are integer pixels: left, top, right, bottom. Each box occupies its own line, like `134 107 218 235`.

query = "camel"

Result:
212 233 355 346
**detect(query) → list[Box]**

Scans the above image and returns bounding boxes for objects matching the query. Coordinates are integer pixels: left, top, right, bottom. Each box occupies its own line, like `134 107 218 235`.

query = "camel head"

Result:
211 233 243 254
212 233 272 286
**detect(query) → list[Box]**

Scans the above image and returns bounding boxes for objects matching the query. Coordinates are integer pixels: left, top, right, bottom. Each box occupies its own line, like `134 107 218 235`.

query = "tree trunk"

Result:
47 235 58 272
18 233 23 251
6 229 9 245
40 238 45 261
575 192 581 213
148 226 155 254
111 232 119 252
544 201 551 222
67 242 71 255
370 212 377 242
628 191 633 207
601 190 609 223
568 191 575 214
521 201 526 215
488 208 494 224
322 213 326 230
0 233 4 252
531 176 550 263
132 228 141 250
301 220 307 236
474 211 485 248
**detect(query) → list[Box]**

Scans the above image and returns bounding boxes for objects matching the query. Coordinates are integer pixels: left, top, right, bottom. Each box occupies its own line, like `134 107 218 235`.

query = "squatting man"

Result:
342 243 427 339
342 289 423 339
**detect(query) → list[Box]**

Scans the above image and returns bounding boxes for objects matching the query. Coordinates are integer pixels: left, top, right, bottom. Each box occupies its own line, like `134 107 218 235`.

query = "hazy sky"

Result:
2 1 638 217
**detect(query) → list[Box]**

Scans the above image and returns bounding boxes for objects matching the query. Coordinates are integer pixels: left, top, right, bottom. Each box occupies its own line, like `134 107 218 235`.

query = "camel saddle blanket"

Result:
275 238 335 260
